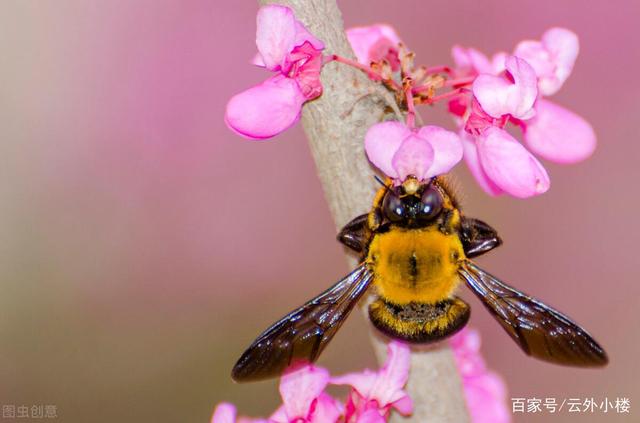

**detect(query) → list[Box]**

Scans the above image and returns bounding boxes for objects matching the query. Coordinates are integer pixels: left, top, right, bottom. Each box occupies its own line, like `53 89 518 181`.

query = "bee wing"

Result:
459 260 608 367
232 264 373 382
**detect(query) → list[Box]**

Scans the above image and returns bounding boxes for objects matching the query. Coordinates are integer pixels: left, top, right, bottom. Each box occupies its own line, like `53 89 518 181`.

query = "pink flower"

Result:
346 24 402 70
513 28 596 164
514 28 579 96
212 403 237 423
331 341 413 422
460 57 547 198
472 55 538 121
364 121 463 181
213 365 341 423
521 98 596 164
451 29 595 197
270 364 343 423
225 5 324 140
462 127 550 198
211 402 268 423
451 45 506 76
450 328 510 423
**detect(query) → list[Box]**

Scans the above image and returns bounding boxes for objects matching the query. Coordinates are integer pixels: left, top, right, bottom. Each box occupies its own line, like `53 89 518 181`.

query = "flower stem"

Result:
444 76 475 87
424 88 465 105
404 82 416 128
329 54 377 77
329 54 402 91
424 65 452 75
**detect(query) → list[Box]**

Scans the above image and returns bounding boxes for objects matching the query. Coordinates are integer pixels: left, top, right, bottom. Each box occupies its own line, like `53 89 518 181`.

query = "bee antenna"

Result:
374 175 388 188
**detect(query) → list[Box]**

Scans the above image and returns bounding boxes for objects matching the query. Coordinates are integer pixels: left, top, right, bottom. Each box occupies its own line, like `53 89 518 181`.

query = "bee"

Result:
232 176 608 382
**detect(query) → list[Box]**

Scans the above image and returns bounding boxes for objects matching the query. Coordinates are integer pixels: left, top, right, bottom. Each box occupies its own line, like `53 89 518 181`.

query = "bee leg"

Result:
460 217 502 258
337 214 371 253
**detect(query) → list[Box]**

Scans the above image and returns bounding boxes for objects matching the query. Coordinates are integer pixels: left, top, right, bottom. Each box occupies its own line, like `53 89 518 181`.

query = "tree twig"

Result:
257 1 470 421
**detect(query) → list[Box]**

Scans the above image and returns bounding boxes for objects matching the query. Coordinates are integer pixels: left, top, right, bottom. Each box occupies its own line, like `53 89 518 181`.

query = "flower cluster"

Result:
212 332 509 423
225 5 595 198
448 28 595 197
348 26 594 197
212 341 412 423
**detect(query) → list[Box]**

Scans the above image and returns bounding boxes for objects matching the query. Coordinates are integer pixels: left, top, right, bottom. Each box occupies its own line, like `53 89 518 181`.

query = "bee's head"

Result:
381 176 444 226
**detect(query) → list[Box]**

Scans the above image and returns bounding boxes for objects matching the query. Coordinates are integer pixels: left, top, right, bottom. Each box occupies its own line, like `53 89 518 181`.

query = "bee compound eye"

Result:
419 186 443 220
382 192 405 222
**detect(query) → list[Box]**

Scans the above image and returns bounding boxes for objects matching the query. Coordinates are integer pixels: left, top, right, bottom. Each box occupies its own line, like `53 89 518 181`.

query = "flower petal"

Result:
225 75 305 140
279 364 330 419
450 328 486 377
451 46 493 75
365 341 412 411
463 373 510 423
477 127 550 198
290 41 323 99
356 409 386 423
293 20 325 51
416 126 463 177
310 393 343 423
364 121 411 178
212 403 236 423
347 24 401 67
376 341 411 397
450 327 481 355
449 327 511 423
514 28 579 96
392 395 414 416
255 5 297 70
330 370 378 399
332 342 412 419
460 132 503 196
268 405 287 423
490 52 508 74
464 98 498 134
523 99 596 164
251 52 266 67
513 40 554 87
237 418 269 423
541 28 579 95
392 133 435 181
473 55 537 120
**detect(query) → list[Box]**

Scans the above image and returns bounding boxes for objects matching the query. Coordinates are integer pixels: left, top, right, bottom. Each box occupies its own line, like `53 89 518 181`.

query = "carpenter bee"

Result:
232 176 607 382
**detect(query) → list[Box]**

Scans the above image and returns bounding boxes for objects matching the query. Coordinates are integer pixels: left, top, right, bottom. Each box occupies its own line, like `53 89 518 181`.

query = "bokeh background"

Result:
1 1 638 422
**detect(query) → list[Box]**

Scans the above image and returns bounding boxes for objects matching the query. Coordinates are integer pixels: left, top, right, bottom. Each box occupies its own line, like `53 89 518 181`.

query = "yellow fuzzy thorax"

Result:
366 225 464 305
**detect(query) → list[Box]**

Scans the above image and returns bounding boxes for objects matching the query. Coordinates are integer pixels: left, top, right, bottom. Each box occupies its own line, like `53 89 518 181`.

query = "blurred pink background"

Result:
1 1 638 422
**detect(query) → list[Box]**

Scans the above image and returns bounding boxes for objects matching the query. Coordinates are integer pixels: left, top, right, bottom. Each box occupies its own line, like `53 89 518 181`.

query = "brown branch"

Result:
257 1 470 421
